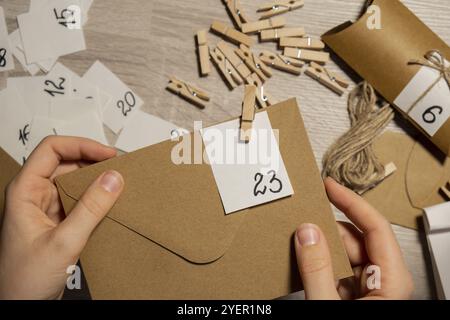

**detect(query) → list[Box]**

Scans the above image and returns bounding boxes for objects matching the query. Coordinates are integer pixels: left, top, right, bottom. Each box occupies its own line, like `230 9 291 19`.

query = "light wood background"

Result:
1 0 449 300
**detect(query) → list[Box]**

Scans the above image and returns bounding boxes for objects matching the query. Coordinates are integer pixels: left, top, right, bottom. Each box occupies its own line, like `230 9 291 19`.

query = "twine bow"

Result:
406 50 450 114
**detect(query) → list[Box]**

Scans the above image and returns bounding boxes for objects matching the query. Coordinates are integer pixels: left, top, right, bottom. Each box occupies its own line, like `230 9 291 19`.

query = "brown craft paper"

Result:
364 131 450 230
0 148 21 221
322 0 450 155
56 99 352 299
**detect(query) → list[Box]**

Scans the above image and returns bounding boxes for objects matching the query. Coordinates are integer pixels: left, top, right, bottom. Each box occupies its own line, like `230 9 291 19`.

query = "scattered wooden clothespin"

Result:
260 27 305 41
280 37 325 50
259 50 304 75
211 21 254 48
240 85 257 143
196 30 211 76
167 77 210 109
241 16 285 34
304 62 350 96
245 73 274 108
257 0 304 19
283 47 330 64
235 44 272 82
440 181 450 200
357 162 397 195
217 41 252 80
223 0 249 30
209 47 243 89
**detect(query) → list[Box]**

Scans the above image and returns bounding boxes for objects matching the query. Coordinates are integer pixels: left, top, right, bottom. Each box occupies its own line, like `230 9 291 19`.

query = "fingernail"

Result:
296 224 320 247
99 170 123 193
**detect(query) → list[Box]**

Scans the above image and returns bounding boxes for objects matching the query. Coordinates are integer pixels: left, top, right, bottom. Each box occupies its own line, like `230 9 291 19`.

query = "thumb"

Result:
55 170 124 255
295 223 340 300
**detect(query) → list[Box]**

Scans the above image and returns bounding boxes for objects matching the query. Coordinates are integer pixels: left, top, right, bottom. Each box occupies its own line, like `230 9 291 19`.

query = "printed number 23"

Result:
117 91 136 117
253 170 283 196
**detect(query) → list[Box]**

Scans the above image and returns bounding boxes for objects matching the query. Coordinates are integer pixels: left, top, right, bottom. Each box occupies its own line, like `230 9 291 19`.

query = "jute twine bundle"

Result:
322 82 394 193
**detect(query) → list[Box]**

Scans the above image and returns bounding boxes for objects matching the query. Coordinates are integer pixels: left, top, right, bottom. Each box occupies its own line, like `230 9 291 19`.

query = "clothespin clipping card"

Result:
280 37 325 50
223 0 249 30
257 0 305 19
284 47 330 64
260 27 306 41
217 41 252 80
305 62 350 96
259 50 304 75
440 181 450 200
209 47 243 89
235 44 272 82
241 16 286 34
240 85 257 143
197 30 211 76
211 21 254 48
167 77 210 109
245 73 274 108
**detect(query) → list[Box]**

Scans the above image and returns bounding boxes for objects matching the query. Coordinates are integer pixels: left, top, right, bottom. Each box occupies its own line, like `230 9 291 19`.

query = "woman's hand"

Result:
0 136 124 300
294 178 414 300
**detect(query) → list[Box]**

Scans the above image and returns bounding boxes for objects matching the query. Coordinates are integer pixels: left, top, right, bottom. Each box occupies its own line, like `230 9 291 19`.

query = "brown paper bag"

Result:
56 99 353 299
322 0 450 155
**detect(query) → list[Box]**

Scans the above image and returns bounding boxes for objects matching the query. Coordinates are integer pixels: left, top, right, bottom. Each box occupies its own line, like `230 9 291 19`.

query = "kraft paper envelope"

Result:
56 99 352 299
322 0 450 155
364 131 450 230
0 148 21 221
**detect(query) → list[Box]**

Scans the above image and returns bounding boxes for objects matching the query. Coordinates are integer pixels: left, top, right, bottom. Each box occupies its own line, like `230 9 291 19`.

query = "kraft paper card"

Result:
322 0 450 155
364 131 450 230
0 148 21 221
56 99 352 299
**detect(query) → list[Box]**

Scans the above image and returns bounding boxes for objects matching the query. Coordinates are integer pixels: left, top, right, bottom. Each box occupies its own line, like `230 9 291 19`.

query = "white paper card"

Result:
115 110 187 152
49 98 99 122
9 30 40 75
55 112 108 145
0 7 15 72
0 87 33 164
18 0 86 64
83 61 143 133
28 116 61 152
201 112 294 214
394 60 450 137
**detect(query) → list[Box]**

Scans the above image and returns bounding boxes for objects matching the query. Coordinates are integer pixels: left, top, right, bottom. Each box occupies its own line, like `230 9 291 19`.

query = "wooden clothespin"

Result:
223 0 249 30
245 73 274 108
167 77 210 109
260 27 305 41
217 41 252 80
357 162 397 195
257 0 304 19
440 181 450 200
209 47 243 89
241 16 285 34
304 62 350 96
259 50 304 75
235 44 272 82
240 85 257 143
211 21 254 48
280 37 325 50
196 30 211 76
283 47 330 64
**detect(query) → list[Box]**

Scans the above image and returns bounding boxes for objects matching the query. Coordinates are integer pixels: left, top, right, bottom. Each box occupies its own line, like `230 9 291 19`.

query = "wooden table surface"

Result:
1 0 449 300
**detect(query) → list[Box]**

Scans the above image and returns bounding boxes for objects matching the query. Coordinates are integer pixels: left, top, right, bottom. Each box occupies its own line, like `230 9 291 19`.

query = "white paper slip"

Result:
30 0 92 26
55 111 108 145
115 110 187 153
50 98 100 122
8 30 40 75
18 0 86 64
394 56 450 137
7 63 74 116
28 116 61 152
0 7 15 72
83 61 143 133
201 111 294 214
0 87 33 165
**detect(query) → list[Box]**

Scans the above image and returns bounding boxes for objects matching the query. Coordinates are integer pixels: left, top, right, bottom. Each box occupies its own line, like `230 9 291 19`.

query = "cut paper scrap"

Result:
8 30 40 76
0 7 15 72
115 110 187 153
55 111 108 145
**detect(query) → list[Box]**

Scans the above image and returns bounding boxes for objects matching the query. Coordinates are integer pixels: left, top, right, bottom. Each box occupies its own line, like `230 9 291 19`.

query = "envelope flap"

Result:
56 137 245 264
406 137 450 208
